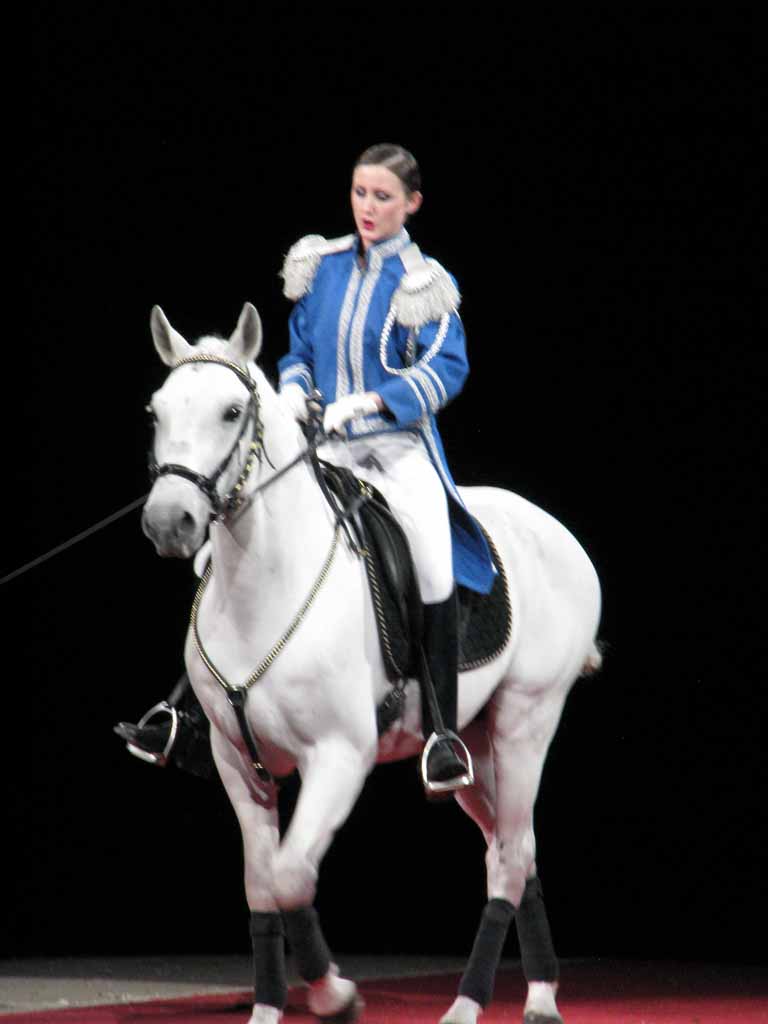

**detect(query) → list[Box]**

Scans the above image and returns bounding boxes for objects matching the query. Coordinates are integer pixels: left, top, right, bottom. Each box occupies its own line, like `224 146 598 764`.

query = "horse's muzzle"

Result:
142 481 209 558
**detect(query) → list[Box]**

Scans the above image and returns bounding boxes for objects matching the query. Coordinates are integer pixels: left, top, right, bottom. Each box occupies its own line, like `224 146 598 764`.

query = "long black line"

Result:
0 494 148 586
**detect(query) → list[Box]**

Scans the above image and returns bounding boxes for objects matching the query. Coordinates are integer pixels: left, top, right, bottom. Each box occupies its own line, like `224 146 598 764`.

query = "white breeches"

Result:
319 431 454 604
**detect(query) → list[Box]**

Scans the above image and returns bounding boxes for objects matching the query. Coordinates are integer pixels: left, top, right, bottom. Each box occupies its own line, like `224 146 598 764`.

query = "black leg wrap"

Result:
282 905 332 983
516 876 559 982
249 911 287 1009
458 897 515 1008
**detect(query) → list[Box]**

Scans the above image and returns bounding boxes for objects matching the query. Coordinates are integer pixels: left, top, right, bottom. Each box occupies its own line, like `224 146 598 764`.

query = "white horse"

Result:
141 302 602 1024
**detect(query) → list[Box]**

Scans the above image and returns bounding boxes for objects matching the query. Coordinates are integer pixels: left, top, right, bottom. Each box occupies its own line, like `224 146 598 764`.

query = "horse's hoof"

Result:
523 1013 564 1024
439 995 481 1024
315 992 365 1023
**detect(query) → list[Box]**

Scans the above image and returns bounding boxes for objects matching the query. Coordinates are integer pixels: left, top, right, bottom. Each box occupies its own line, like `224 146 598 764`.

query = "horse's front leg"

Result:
210 725 285 1024
273 736 371 1021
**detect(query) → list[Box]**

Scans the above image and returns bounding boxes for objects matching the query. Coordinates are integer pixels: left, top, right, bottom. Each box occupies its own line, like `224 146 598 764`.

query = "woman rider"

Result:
116 143 496 794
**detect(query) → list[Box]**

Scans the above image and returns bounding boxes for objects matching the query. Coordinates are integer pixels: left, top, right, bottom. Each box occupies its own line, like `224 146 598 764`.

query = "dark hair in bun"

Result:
354 143 421 194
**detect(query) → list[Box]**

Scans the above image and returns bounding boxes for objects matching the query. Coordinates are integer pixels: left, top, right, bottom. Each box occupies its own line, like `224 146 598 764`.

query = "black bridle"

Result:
147 354 375 544
148 354 266 519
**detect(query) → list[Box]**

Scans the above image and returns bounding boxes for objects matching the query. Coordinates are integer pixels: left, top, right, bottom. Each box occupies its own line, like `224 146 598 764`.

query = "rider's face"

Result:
350 165 422 250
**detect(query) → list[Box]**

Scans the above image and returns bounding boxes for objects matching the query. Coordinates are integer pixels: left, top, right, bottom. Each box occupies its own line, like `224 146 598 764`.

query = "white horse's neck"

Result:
208 376 333 622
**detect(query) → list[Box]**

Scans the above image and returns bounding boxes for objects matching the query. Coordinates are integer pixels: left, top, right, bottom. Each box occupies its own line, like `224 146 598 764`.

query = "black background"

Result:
5 7 763 966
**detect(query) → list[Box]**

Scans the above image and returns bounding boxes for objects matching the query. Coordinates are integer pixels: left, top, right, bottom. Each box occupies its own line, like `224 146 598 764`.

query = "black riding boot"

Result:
114 673 214 779
419 589 474 796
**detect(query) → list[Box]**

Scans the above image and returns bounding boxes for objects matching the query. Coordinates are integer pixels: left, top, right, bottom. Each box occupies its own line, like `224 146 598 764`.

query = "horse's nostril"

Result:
177 510 196 537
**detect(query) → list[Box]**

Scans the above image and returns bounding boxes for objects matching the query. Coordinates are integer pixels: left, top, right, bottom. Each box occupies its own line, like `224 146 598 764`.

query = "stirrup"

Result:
420 730 474 796
125 701 179 767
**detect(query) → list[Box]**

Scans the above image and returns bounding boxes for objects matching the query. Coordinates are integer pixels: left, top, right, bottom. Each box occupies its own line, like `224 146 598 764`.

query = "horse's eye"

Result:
223 405 242 423
145 404 157 424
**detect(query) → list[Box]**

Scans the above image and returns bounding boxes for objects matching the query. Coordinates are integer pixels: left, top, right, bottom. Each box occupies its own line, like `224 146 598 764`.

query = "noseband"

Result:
148 354 265 519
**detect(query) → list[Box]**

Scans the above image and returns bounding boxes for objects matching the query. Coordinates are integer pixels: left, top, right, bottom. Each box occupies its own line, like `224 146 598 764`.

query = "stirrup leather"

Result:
420 730 475 795
125 701 179 767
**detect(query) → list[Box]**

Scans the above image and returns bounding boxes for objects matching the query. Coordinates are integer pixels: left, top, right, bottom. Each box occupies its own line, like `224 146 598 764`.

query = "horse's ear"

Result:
150 306 192 366
229 302 263 364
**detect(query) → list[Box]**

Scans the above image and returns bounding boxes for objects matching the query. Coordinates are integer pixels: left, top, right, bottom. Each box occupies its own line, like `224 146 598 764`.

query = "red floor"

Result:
5 962 767 1024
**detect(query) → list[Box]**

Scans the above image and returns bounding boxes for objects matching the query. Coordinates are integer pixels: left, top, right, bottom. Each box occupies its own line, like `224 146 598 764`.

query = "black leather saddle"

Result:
316 460 512 733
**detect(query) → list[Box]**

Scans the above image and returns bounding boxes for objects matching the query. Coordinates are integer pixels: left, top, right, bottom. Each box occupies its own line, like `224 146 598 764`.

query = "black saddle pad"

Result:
316 457 512 684
363 515 512 680
458 532 512 670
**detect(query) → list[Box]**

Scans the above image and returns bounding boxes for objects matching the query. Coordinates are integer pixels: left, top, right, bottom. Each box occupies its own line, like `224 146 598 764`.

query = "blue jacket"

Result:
278 228 495 594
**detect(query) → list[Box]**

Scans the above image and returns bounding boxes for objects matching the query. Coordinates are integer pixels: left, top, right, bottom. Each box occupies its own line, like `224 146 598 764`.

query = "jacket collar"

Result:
358 228 411 269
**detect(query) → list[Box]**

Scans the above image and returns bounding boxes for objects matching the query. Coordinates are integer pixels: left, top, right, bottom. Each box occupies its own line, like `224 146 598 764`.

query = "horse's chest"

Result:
189 657 308 755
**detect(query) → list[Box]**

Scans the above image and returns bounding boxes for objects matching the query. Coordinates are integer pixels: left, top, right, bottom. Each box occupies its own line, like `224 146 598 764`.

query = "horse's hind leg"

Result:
440 719 509 1024
440 702 565 1024
487 689 566 1024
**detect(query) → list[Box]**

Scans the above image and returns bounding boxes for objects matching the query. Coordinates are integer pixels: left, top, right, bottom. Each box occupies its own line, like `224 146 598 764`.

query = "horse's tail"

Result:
581 640 604 677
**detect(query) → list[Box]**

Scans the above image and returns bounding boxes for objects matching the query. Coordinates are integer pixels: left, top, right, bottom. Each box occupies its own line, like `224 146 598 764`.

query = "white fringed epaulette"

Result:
392 243 461 329
280 234 356 300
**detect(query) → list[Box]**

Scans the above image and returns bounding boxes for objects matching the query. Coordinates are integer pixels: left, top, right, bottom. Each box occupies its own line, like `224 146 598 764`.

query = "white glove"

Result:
323 393 380 436
280 383 310 423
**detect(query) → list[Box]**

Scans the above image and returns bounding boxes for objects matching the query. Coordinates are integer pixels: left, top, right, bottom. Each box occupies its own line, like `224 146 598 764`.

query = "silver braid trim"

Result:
378 309 451 418
422 363 448 406
280 363 314 391
350 263 382 394
412 368 440 413
405 377 428 420
335 265 360 401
